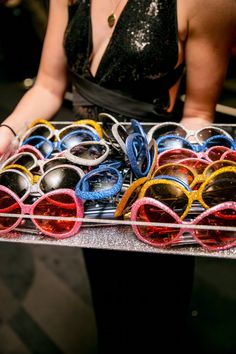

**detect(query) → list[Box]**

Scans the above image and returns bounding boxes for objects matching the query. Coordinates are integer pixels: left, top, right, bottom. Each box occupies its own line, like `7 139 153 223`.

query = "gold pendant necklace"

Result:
107 0 123 28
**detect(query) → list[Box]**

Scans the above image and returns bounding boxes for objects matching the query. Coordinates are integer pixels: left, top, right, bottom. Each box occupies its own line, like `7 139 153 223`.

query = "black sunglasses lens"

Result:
204 136 234 150
61 131 97 149
5 154 35 170
24 137 52 157
70 144 106 160
202 171 236 206
40 167 81 193
28 126 51 138
197 128 225 143
86 171 118 193
0 171 29 198
43 158 70 172
152 125 187 140
144 183 189 216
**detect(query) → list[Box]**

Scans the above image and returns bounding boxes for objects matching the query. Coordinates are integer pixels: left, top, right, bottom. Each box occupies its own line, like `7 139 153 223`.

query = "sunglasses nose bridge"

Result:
32 175 40 184
20 203 32 216
189 190 202 205
191 173 205 188
52 129 60 142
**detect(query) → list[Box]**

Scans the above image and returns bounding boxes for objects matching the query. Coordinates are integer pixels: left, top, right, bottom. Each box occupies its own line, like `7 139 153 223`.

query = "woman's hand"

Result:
0 126 19 158
179 116 214 132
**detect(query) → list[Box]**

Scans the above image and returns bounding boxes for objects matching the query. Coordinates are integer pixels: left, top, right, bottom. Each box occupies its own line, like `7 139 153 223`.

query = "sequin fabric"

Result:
64 0 181 118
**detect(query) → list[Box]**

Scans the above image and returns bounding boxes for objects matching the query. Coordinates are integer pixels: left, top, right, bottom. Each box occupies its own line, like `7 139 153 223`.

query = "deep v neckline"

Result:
87 0 130 79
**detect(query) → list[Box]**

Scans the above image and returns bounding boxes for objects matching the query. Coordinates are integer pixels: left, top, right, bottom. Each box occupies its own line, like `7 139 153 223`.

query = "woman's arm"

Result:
180 0 236 130
0 0 69 154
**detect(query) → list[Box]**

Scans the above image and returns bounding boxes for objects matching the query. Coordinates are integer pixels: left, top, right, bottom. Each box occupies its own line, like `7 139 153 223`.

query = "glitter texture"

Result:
1 225 236 260
64 0 180 112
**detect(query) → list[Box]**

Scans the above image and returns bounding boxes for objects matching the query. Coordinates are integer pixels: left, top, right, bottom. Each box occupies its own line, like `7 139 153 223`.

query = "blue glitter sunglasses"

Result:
75 165 123 201
156 134 236 153
21 129 100 158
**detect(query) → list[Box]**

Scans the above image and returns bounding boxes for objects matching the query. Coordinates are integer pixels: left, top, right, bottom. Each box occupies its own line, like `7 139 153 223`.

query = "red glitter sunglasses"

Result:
131 197 236 251
0 186 84 238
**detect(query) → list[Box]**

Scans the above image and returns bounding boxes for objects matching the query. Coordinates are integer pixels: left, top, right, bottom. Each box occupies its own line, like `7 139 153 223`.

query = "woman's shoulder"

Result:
186 0 236 23
183 0 236 36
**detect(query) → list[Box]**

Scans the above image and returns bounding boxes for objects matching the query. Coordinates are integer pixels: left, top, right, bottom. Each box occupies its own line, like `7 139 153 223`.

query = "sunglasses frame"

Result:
147 122 233 144
64 139 110 166
131 197 236 251
0 186 84 238
1 151 44 171
19 119 101 143
221 150 236 162
0 164 85 199
138 166 236 219
126 132 151 178
152 159 236 189
21 128 100 158
75 166 123 200
156 146 232 167
156 134 236 153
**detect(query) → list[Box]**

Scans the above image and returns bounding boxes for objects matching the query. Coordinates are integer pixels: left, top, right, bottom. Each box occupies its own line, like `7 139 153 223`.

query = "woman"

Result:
0 1 235 353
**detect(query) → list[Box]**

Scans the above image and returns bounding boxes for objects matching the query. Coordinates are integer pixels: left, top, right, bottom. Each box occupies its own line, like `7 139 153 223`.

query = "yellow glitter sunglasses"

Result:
152 159 236 189
138 166 236 219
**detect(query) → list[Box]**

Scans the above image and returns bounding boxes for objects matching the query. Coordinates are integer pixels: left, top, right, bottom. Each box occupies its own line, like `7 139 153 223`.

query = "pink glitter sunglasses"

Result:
0 186 84 238
156 146 231 167
131 197 236 251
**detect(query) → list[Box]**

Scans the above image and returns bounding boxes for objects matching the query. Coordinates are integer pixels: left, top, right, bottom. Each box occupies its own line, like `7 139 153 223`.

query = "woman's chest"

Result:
65 0 182 78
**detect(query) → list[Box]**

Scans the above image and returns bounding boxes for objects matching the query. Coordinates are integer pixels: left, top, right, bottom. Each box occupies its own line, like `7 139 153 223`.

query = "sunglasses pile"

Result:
0 116 235 252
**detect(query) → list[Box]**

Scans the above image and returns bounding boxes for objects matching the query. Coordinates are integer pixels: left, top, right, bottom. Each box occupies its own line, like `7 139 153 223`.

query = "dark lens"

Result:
33 193 78 235
152 124 187 140
85 171 119 192
24 137 52 157
202 171 236 206
43 158 71 172
205 161 236 177
28 126 51 138
197 127 225 143
0 171 29 198
115 182 144 216
134 204 180 246
148 141 158 176
155 165 195 186
204 136 234 150
207 146 230 161
0 190 21 230
195 208 236 249
40 166 81 192
144 182 189 216
70 143 106 160
6 153 35 170
61 131 97 149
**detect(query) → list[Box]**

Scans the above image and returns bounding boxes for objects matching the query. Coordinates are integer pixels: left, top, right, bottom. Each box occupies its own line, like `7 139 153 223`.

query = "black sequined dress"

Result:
64 0 184 121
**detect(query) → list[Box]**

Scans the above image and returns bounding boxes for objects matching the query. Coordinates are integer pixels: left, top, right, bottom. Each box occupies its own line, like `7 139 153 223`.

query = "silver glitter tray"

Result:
0 122 236 259
1 223 236 260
